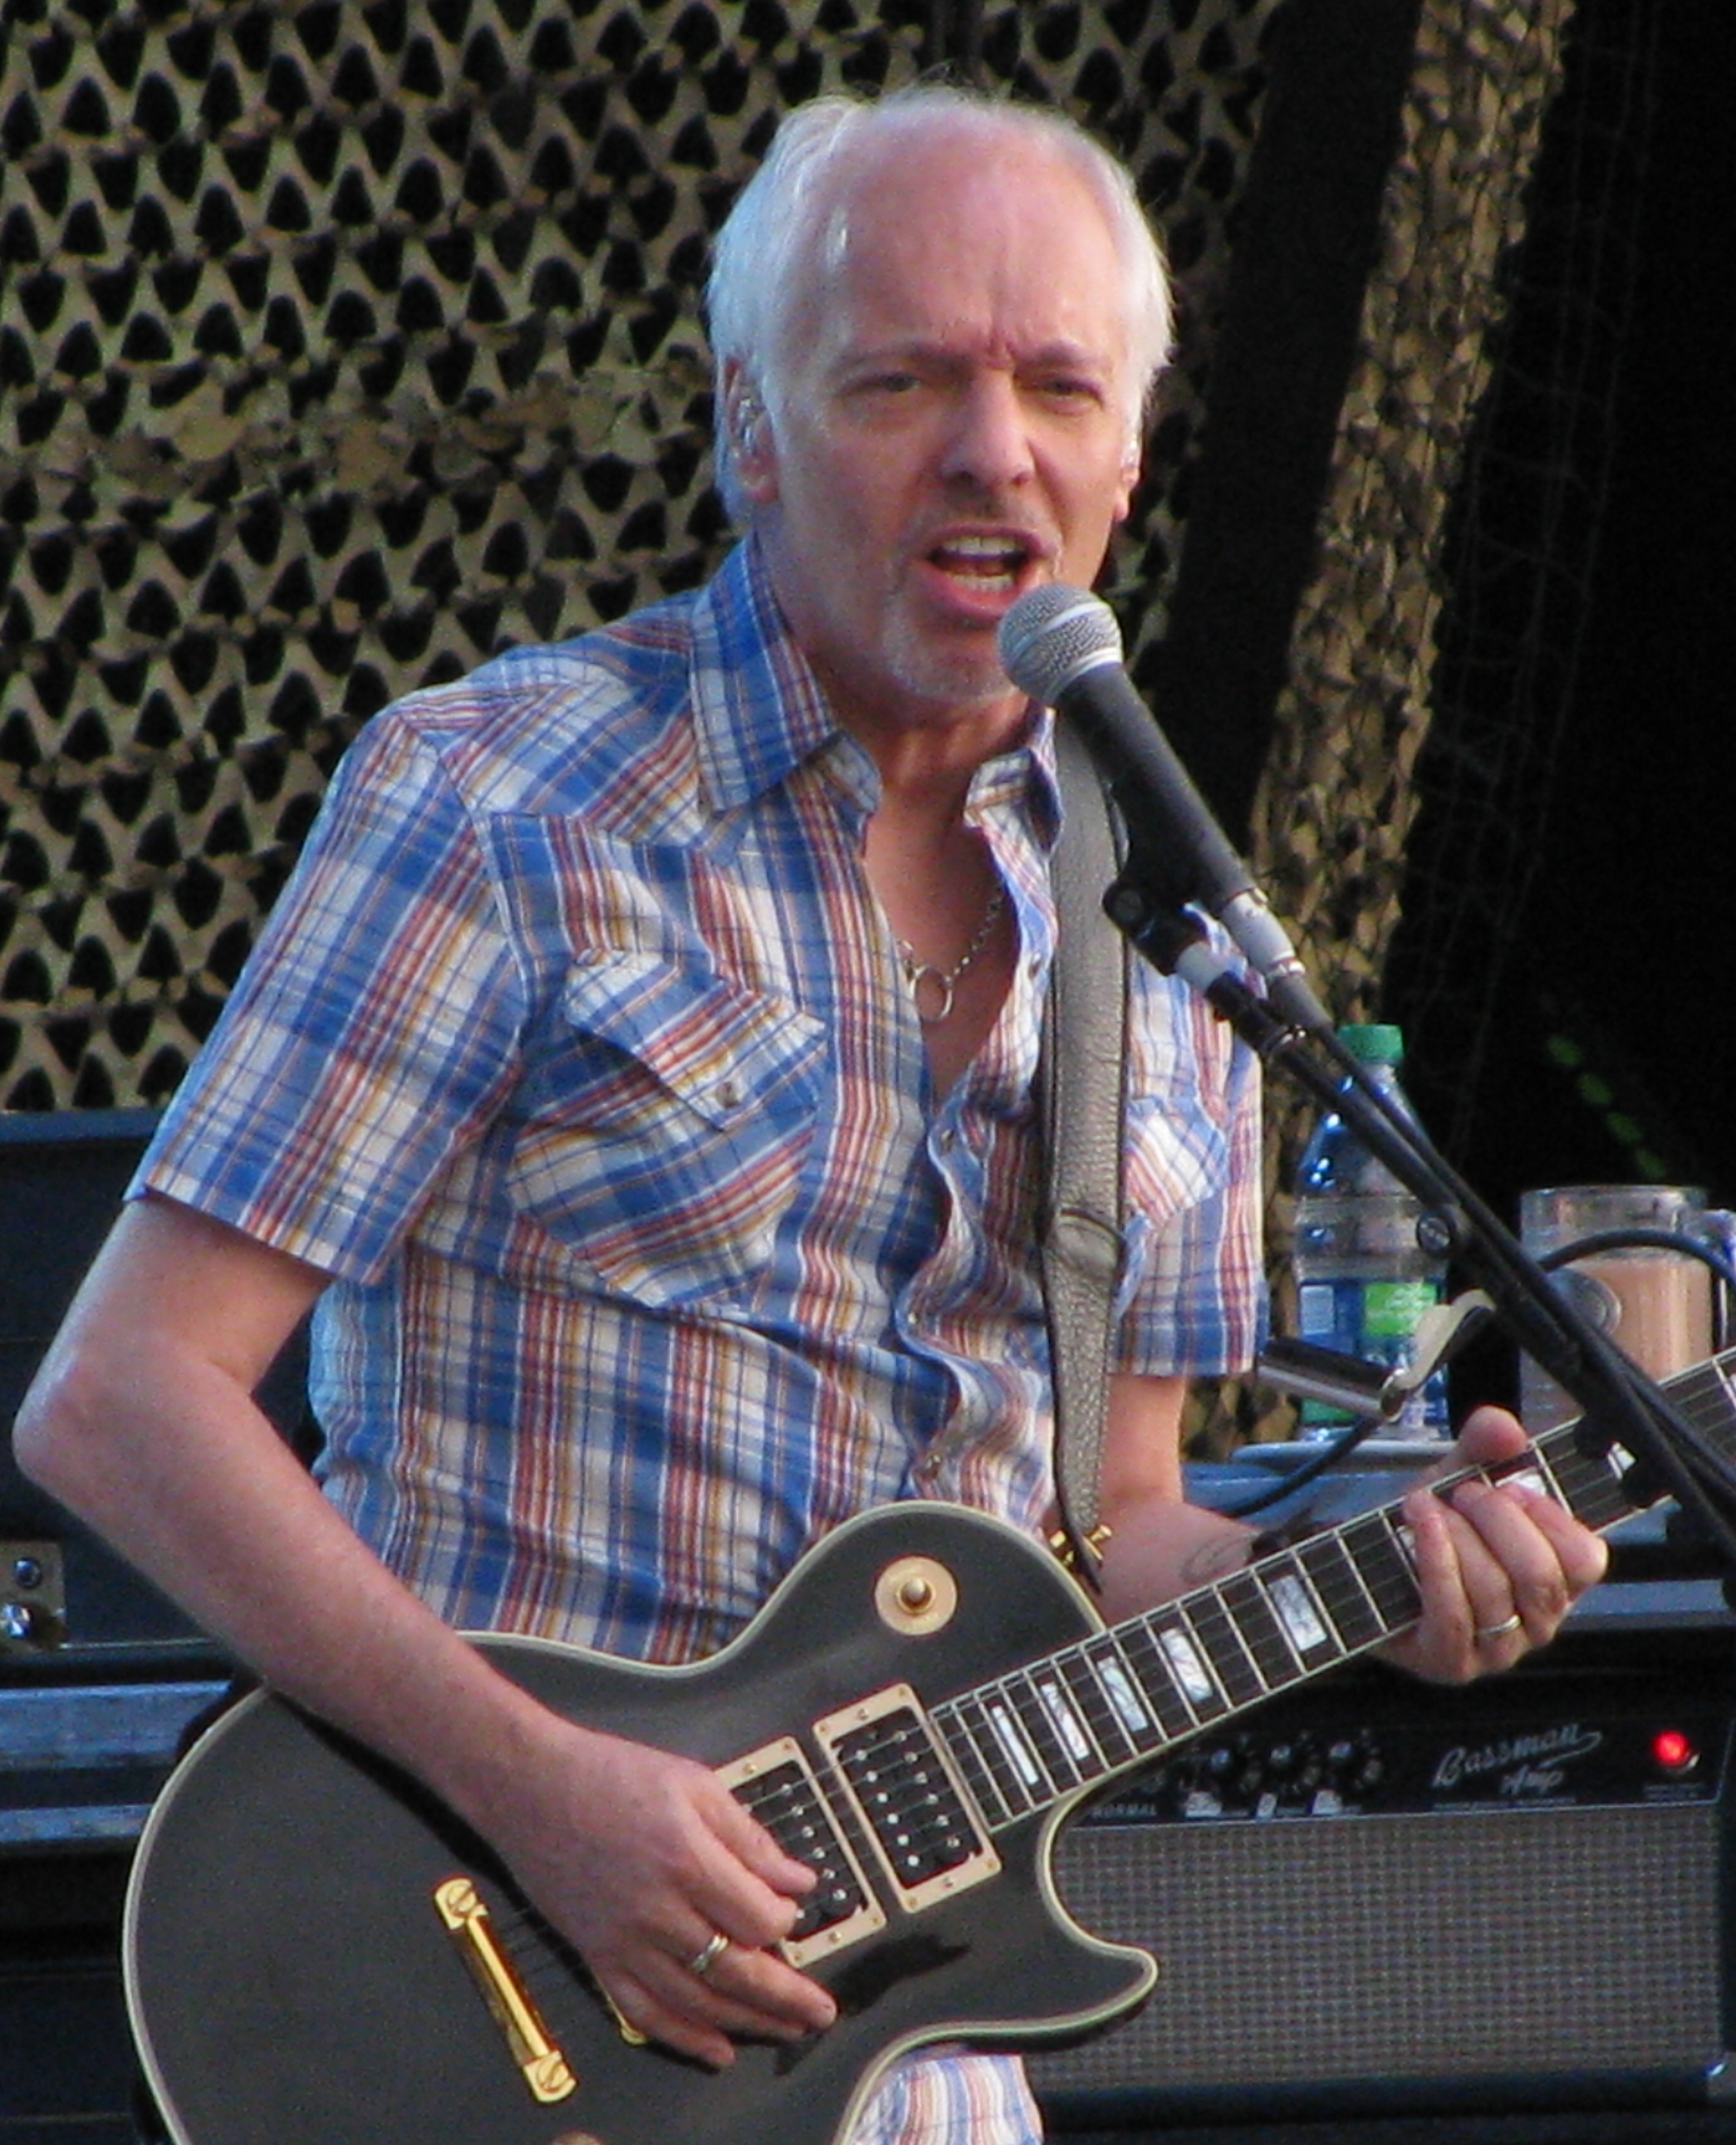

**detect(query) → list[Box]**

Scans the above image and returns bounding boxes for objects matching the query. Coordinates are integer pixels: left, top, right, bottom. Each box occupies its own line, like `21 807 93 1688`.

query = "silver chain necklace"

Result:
896 884 1007 1026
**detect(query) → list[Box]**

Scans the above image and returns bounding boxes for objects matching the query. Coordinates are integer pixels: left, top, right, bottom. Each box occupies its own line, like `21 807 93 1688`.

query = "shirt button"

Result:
934 1126 956 1154
717 1077 744 1111
916 1454 943 1481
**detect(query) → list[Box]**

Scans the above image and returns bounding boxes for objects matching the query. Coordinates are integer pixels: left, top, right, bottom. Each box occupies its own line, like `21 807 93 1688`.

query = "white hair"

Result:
705 87 1174 522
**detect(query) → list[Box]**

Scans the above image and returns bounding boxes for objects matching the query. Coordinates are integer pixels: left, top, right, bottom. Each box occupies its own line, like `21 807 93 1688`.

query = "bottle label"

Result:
1296 1278 1449 1436
1361 1279 1438 1338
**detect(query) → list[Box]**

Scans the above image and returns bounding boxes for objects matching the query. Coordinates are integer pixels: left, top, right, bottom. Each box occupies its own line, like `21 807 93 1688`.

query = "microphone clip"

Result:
1258 1292 1495 1424
1104 871 1310 1056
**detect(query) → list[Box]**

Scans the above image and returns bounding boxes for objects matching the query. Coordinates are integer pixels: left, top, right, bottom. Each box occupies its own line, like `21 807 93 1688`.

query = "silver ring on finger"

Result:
1475 1611 1523 1644
687 1930 730 1978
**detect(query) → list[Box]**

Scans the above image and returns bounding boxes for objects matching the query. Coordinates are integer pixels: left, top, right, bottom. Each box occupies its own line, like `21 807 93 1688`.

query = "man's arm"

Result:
1090 1372 1610 1677
13 1195 835 2068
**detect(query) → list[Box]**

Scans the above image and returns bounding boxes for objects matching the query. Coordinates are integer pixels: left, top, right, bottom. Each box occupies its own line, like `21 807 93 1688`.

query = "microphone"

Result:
998 585 1329 1033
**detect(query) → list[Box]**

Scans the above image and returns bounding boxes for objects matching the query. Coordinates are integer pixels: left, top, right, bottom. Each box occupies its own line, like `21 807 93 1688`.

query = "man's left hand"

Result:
1380 1405 1610 1683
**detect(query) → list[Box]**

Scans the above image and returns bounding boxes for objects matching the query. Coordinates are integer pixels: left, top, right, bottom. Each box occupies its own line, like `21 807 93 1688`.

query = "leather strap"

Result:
1041 719 1129 1589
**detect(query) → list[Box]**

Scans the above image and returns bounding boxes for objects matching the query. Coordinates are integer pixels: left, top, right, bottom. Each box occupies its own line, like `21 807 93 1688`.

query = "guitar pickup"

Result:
717 1736 886 1966
813 1685 999 1915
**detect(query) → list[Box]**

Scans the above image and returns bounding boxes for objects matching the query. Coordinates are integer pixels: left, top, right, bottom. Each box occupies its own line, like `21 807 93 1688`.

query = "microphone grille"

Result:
997 585 1123 703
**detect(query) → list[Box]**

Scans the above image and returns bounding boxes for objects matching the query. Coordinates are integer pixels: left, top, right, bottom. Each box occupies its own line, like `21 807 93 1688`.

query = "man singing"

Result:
18 85 1605 2143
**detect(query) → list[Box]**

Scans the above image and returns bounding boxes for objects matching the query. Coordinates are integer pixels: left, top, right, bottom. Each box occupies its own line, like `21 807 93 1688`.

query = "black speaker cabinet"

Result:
2 1109 310 1662
0 1110 195 1658
1032 1603 1736 2127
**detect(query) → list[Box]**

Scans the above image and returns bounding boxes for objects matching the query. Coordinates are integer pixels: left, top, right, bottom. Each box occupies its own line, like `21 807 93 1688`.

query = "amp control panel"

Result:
1072 1619 1734 1828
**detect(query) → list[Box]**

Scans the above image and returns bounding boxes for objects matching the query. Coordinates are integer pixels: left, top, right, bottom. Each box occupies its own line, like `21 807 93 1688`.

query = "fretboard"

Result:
933 1347 1736 1833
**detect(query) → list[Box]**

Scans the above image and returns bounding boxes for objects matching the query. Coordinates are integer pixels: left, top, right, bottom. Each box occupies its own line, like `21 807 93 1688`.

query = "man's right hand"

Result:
14 1196 836 2071
465 1711 839 2069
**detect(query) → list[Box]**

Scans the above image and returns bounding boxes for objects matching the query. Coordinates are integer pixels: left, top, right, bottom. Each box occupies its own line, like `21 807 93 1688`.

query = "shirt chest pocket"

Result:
507 949 829 1308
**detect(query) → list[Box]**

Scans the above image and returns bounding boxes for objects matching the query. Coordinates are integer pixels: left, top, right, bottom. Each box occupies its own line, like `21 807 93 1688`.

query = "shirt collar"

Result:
970 701 1062 852
688 535 870 815
688 533 1061 842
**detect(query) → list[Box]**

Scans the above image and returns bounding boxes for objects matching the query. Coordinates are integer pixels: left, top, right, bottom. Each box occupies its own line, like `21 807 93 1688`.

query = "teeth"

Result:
933 535 1026 585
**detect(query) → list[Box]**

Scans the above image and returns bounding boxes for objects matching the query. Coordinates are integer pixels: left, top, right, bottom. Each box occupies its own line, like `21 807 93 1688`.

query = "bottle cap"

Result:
1341 1023 1403 1064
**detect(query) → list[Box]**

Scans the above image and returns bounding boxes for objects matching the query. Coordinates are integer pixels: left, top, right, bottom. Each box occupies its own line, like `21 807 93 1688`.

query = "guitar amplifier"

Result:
1 1110 193 1661
2 1109 311 1664
2 1112 310 1862
1032 1596 1736 2125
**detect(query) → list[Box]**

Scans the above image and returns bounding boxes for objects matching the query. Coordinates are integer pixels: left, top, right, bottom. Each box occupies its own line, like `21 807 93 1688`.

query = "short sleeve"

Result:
1112 963 1267 1376
135 710 526 1283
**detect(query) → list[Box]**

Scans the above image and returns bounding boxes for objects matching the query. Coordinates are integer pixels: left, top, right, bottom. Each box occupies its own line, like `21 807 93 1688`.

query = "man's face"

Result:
738 126 1140 752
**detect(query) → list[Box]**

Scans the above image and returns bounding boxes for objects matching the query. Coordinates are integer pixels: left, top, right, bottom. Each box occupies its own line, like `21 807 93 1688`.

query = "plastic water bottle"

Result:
1292 1023 1449 1440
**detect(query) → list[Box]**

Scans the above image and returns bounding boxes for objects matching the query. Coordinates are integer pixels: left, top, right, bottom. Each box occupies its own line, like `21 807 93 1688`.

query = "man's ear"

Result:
725 364 778 504
1112 438 1142 527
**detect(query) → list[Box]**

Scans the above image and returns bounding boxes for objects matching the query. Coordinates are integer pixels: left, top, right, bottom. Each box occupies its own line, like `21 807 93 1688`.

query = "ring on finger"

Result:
687 1930 730 1978
1475 1611 1523 1644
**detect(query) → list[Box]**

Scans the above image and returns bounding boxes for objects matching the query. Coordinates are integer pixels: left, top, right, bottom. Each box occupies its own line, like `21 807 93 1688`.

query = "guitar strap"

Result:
1041 717 1130 1591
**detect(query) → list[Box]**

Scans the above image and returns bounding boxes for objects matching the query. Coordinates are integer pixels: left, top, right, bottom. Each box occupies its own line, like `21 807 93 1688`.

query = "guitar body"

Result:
125 1504 1155 2145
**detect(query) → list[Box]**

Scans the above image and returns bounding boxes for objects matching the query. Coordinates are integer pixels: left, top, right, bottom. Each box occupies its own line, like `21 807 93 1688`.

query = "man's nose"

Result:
940 373 1036 489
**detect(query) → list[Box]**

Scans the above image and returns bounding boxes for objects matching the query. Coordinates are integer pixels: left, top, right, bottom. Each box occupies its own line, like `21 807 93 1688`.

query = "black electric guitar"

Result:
125 1362 1716 2145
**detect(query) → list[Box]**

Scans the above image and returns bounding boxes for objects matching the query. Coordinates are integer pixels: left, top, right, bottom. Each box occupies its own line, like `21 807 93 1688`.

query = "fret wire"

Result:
1258 1549 1340 1661
1051 1650 1121 1777
978 1680 1059 1806
1350 1509 1422 1631
1179 1590 1266 1707
1148 1608 1228 1720
1672 1357 1734 1436
1537 1426 1635 1531
1084 1632 1166 1751
936 1702 1008 1827
1296 1531 1381 1653
1219 1569 1302 1688
1006 1668 1086 1792
1699 1353 1736 1464
1115 1619 1202 1740
938 1695 1022 1824
1292 1535 1358 1636
1696 1355 1736 1451
1317 1516 1395 1644
964 1689 1039 1813
1533 1425 1592 1503
1030 1662 1105 1781
1054 1647 1127 1765
1523 1436 1571 1514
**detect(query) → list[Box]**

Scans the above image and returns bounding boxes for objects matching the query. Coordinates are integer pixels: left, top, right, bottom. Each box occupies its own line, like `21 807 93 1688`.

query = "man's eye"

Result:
1038 376 1101 404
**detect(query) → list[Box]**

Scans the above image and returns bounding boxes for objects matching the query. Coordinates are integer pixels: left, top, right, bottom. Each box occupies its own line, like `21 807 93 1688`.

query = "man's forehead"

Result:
796 130 1128 356
817 124 1111 264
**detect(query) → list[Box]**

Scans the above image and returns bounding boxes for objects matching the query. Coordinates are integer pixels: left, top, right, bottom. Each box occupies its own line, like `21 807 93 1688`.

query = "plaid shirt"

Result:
138 535 1263 2143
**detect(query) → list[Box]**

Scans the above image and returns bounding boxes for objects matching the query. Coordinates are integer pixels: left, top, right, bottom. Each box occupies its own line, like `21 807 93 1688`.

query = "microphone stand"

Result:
1104 871 1736 1573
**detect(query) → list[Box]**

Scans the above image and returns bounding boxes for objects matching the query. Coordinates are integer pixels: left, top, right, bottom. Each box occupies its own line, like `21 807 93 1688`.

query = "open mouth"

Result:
927 533 1037 594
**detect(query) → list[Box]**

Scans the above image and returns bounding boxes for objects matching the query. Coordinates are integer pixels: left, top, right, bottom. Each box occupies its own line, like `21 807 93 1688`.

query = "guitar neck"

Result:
933 1347 1736 1833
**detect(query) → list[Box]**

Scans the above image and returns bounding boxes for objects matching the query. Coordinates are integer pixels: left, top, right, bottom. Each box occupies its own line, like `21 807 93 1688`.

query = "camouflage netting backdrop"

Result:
0 0 1574 1439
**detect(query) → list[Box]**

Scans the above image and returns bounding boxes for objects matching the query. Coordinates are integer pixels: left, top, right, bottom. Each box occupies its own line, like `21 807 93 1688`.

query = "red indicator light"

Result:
1652 1729 1698 1775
